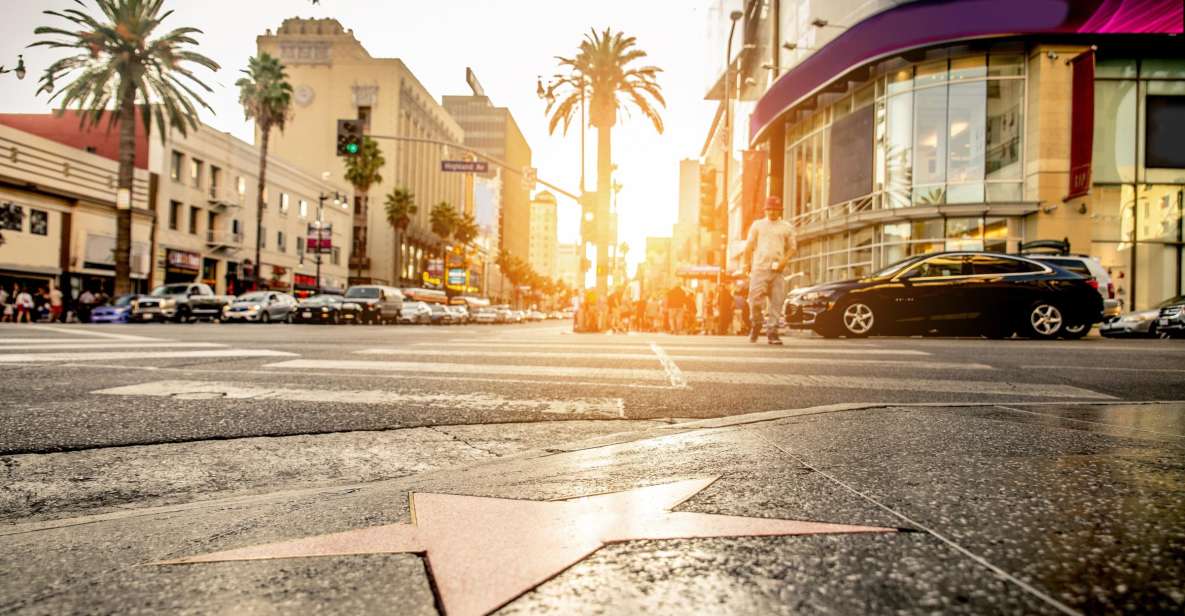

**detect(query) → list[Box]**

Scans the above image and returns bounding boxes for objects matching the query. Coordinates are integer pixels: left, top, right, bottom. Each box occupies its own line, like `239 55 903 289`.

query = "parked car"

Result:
1100 295 1185 338
473 307 498 324
132 283 232 322
398 301 432 324
1028 254 1121 333
1156 300 1185 338
527 310 546 322
222 291 298 323
447 305 470 324
787 252 1103 339
493 305 513 323
427 302 453 325
89 294 140 323
510 310 526 323
291 294 362 324
344 285 403 324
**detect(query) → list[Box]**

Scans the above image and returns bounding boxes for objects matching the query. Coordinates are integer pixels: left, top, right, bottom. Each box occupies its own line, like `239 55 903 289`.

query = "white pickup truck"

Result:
131 283 233 322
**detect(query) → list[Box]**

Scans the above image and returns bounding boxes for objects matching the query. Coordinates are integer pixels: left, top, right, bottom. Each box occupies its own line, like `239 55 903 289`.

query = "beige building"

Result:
556 242 582 290
0 122 152 298
152 127 353 295
528 191 557 280
257 18 467 288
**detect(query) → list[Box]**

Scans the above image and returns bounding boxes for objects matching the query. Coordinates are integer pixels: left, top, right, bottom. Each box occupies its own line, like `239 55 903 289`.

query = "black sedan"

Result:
787 252 1103 339
291 295 363 325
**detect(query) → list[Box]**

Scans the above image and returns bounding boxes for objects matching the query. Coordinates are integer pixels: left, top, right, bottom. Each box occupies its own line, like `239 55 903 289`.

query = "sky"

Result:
0 0 717 272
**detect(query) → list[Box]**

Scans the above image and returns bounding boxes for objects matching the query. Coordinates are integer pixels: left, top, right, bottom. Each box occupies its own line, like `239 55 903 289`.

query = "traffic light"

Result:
336 119 362 156
699 165 717 230
579 191 596 243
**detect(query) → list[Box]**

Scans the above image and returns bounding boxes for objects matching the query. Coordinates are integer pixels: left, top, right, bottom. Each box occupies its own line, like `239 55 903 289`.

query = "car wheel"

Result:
1023 302 1064 339
839 301 875 338
1060 323 1090 339
261 311 271 324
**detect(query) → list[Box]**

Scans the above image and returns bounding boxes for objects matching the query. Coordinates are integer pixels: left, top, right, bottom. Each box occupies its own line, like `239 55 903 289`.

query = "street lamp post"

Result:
719 10 744 287
316 191 345 295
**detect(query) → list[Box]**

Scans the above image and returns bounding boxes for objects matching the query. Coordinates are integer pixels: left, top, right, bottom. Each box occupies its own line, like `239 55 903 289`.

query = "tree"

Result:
32 0 219 295
343 137 385 281
236 53 292 290
543 28 664 296
384 187 416 285
429 201 458 286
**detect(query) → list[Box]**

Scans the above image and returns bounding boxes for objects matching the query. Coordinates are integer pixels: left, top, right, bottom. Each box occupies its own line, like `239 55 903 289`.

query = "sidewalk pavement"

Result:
2 401 1183 615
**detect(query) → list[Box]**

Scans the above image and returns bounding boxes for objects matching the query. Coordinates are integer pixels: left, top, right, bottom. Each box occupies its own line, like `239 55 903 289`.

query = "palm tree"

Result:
429 202 458 285
343 137 385 282
543 28 664 295
384 187 416 285
32 0 219 295
236 53 292 290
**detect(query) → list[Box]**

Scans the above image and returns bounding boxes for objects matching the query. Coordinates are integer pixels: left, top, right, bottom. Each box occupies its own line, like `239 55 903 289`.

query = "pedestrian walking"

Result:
0 286 11 323
78 288 96 323
734 284 750 336
716 283 734 335
48 284 64 323
665 285 686 334
744 196 797 345
15 285 34 323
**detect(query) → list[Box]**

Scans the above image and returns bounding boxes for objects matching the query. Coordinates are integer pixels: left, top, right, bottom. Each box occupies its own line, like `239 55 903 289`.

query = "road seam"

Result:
753 430 1083 616
649 342 688 389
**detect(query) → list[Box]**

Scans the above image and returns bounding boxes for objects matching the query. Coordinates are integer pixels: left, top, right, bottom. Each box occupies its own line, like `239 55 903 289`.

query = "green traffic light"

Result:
346 142 360 154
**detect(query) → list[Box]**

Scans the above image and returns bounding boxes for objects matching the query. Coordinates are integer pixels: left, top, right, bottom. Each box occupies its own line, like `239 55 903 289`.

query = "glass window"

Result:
190 159 203 188
29 209 47 235
1136 242 1182 309
1093 80 1138 183
915 60 948 87
168 200 180 230
1141 59 1185 79
1090 185 1136 243
885 93 913 208
299 200 308 218
987 54 1024 77
189 207 199 234
237 176 246 195
1096 59 1137 79
170 151 183 182
946 216 984 250
969 255 1038 274
947 81 987 203
913 85 948 203
906 254 968 278
983 216 1012 252
1136 185 1183 241
278 231 286 252
280 193 290 213
949 55 986 81
887 67 913 95
986 80 1023 182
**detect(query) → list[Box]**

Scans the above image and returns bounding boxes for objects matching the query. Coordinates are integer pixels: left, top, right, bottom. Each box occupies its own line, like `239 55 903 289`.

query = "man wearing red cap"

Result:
743 195 796 345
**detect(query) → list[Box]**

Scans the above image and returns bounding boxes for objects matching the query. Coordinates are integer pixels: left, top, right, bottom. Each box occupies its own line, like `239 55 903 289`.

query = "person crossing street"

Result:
744 196 796 345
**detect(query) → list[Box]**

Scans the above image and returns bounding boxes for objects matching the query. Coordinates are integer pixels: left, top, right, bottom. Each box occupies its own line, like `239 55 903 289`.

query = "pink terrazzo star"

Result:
157 477 894 616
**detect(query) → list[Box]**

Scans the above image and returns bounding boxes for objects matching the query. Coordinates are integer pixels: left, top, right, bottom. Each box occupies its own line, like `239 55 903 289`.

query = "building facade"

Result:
705 0 1183 310
0 122 152 298
556 242 582 290
528 191 558 280
0 110 352 297
442 75 533 262
257 18 468 288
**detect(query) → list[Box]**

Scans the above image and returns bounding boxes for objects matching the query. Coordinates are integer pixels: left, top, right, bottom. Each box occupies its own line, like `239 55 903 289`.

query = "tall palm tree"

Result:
429 202 458 287
343 137 385 282
236 53 292 290
384 187 416 285
543 28 664 296
32 0 219 295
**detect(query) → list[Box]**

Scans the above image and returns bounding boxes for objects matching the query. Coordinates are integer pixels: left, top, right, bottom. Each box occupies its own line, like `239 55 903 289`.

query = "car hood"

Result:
229 300 264 308
345 297 380 305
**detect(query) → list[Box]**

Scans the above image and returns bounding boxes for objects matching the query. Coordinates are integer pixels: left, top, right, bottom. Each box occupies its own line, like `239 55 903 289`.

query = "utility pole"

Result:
316 191 345 294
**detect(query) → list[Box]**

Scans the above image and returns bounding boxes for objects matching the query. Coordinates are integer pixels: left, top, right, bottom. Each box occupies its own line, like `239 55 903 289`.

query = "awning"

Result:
749 0 1183 145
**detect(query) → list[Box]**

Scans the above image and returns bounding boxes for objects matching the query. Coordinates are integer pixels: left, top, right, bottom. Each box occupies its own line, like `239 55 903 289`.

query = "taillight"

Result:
1107 281 1115 299
1087 278 1099 291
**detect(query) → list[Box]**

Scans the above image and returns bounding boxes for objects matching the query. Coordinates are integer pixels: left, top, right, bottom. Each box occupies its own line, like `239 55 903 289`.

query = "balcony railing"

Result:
207 186 243 210
206 230 244 250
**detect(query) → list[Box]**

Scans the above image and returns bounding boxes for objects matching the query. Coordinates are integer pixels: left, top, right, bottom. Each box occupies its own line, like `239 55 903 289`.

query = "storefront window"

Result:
945 217 984 250
947 81 987 203
913 85 948 203
886 92 913 208
986 79 1023 187
1093 80 1138 183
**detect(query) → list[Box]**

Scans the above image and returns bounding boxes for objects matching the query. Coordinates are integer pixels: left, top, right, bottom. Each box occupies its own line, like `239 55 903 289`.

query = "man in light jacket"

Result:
744 196 797 345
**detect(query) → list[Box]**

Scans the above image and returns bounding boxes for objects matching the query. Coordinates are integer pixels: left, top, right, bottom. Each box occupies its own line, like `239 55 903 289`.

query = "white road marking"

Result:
1019 364 1185 373
409 342 929 356
23 325 161 341
94 380 625 418
263 359 1108 399
0 349 297 363
0 342 225 351
649 343 688 389
355 348 985 370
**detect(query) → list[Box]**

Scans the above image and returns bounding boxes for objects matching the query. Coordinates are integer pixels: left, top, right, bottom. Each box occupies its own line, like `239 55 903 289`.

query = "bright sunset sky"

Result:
0 0 718 272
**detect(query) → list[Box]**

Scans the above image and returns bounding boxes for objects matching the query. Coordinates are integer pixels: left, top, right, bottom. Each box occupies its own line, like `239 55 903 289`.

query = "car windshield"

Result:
431 304 445 312
151 284 190 296
1157 295 1185 308
345 287 380 299
112 295 136 307
237 292 269 302
303 296 339 306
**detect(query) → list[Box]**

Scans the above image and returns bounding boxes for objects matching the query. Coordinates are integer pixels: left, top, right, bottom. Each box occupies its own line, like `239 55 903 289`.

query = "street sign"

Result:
441 160 489 173
306 222 333 254
522 166 537 191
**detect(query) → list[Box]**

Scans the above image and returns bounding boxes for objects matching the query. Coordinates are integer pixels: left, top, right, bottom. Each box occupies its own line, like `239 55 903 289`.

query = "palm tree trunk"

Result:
595 125 612 298
393 228 402 287
254 125 270 291
113 91 136 296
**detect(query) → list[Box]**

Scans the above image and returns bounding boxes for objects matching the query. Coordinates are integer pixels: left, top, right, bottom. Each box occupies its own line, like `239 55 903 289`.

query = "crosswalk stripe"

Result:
0 349 297 363
354 348 989 370
24 325 161 341
263 359 1107 399
410 342 927 356
0 342 226 351
93 380 625 418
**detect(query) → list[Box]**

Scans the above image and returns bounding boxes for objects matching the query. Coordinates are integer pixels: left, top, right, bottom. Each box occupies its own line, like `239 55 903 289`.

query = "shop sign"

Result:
446 267 468 290
294 273 317 289
1066 50 1095 201
166 249 201 272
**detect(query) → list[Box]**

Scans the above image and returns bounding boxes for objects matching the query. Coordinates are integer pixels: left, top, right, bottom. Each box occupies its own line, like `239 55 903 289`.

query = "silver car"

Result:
222 291 298 323
1101 295 1185 338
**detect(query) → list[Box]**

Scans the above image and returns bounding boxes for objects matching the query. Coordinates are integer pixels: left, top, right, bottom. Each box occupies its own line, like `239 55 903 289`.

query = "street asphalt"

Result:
1 320 1183 614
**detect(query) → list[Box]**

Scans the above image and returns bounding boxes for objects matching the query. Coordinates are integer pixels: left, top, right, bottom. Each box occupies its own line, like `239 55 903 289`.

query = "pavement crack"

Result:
425 426 502 458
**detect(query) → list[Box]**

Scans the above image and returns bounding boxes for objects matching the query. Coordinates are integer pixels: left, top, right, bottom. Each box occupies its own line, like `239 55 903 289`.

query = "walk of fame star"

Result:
155 477 895 616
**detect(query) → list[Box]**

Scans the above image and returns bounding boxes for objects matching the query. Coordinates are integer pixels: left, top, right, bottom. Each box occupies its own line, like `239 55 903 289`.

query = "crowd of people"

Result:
0 283 108 324
574 280 760 337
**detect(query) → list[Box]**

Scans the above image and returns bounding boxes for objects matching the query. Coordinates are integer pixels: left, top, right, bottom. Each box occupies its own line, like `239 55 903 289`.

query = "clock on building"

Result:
294 85 315 107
